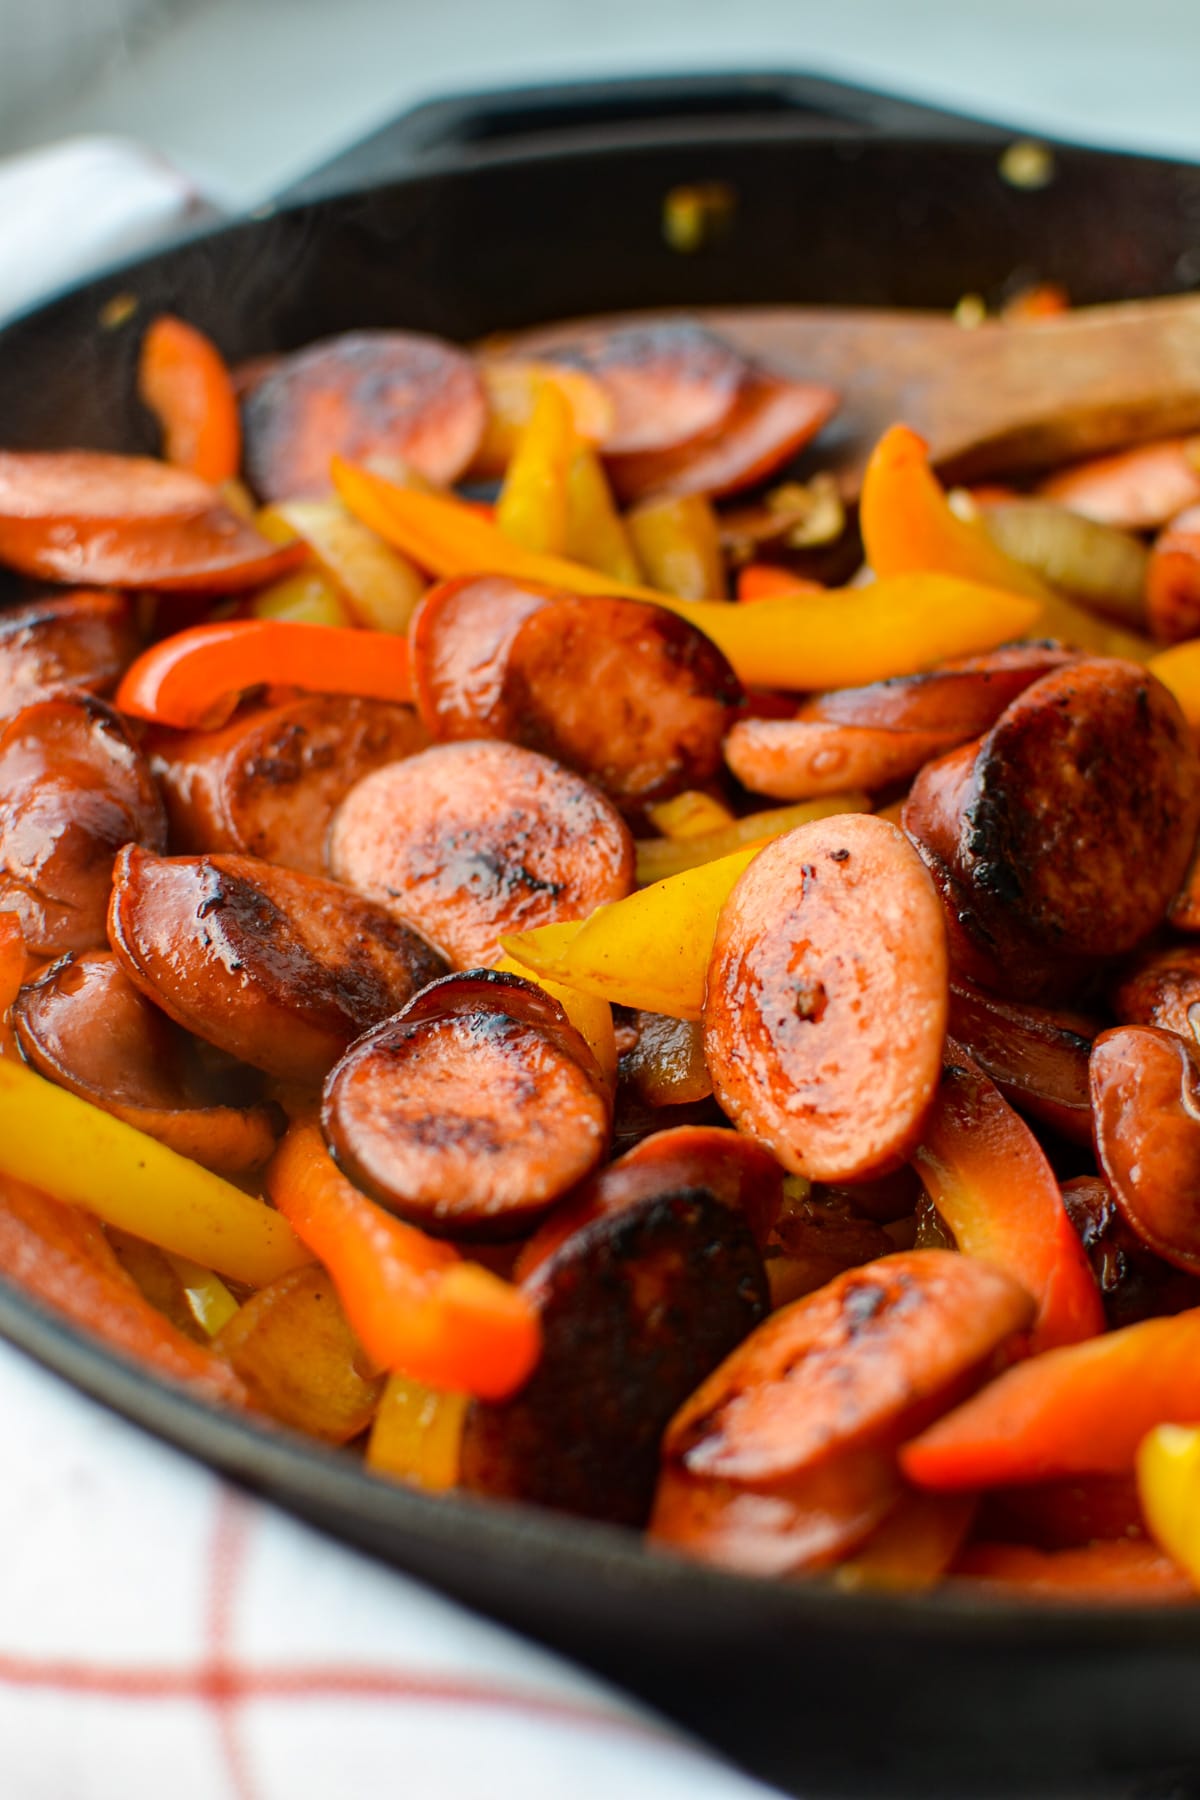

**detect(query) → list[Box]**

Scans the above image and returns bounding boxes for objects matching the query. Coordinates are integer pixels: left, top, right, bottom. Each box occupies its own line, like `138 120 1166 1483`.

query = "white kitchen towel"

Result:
0 1334 780 1800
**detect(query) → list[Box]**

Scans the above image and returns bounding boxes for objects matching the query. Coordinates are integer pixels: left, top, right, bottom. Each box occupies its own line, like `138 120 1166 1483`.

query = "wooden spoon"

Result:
501 295 1200 491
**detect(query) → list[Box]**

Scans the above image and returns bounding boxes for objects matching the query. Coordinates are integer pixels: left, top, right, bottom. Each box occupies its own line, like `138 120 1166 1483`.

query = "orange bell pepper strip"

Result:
116 618 412 729
901 1307 1200 1491
951 1539 1193 1603
736 564 824 602
333 460 1042 691
265 1121 541 1399
913 1047 1104 1353
137 314 241 487
1150 639 1200 731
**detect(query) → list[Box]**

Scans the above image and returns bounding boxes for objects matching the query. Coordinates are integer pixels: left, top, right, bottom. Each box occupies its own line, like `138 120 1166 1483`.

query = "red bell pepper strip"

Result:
913 1046 1104 1352
901 1307 1200 1490
138 315 242 486
265 1121 541 1400
116 618 412 729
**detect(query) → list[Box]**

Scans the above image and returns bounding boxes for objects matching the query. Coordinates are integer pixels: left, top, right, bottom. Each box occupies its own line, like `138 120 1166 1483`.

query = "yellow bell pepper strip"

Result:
367 1372 468 1490
471 359 615 479
495 381 574 556
492 951 617 1088
251 567 353 628
563 442 642 583
0 1057 309 1287
1150 639 1200 731
502 844 761 1021
862 424 1153 661
627 493 727 599
646 790 737 840
635 792 872 886
334 460 1043 690
166 1253 240 1336
1137 1424 1200 1590
116 618 412 729
264 498 427 635
265 1120 540 1399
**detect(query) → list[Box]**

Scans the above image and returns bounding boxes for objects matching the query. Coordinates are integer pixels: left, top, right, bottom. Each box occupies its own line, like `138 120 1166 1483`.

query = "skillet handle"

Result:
278 71 1009 205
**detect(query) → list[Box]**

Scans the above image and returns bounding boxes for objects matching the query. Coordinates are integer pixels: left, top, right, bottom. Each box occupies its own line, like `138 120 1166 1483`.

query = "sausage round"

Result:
108 846 447 1084
539 320 746 455
703 814 948 1182
322 970 611 1238
0 694 166 955
328 739 634 968
946 978 1095 1145
458 1179 768 1524
241 330 486 500
149 695 428 875
0 590 139 720
1112 945 1200 1044
1090 1024 1200 1274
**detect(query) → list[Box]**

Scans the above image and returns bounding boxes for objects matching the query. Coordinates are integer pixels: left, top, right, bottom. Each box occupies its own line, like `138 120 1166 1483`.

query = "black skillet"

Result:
3 73 1200 1800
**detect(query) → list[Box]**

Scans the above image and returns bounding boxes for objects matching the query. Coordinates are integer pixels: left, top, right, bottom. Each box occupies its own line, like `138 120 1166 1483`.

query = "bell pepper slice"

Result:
1150 639 1200 731
265 1120 540 1399
367 1372 468 1489
496 380 574 555
646 790 737 840
334 459 1042 690
0 1057 307 1287
502 844 761 1021
563 442 642 583
902 1307 1200 1490
913 1047 1104 1353
736 564 825 602
115 618 412 729
138 314 241 487
950 1538 1192 1602
265 497 426 635
166 1253 240 1337
1137 1423 1200 1590
634 792 871 885
627 493 727 599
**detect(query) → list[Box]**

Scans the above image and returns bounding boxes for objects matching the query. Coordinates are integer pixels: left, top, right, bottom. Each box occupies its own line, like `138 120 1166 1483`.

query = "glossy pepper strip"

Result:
901 1307 1200 1491
913 1046 1103 1353
0 1057 308 1287
116 618 413 729
1137 1424 1200 1590
137 314 241 486
265 1121 541 1399
332 459 1042 690
1149 639 1200 731
496 380 574 556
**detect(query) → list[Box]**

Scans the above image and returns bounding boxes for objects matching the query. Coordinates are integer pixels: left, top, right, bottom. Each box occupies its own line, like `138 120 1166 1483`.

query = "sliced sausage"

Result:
1038 438 1200 531
1061 1174 1200 1330
11 951 279 1178
801 644 1077 735
1113 945 1200 1045
328 739 634 968
539 320 746 455
904 658 1200 970
149 695 428 875
946 978 1095 1145
322 970 611 1238
0 451 305 591
517 1122 785 1279
0 590 139 719
241 330 486 501
108 846 447 1085
724 717 963 801
412 577 739 812
703 814 948 1182
459 1178 768 1524
949 1540 1194 1604
1147 504 1200 644
0 694 167 955
1090 1024 1200 1275
605 372 838 503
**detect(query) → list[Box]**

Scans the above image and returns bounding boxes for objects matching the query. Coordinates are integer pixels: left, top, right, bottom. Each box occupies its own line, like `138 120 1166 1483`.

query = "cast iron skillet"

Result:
2 73 1200 1800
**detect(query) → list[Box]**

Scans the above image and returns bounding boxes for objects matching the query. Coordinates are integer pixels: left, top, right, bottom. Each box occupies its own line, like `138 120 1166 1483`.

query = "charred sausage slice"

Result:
12 951 279 1177
149 695 427 875
108 846 447 1084
704 814 948 1182
322 970 611 1238
538 321 746 455
1113 945 1200 1045
459 1179 768 1524
0 694 166 955
409 575 553 740
0 590 139 719
241 330 486 500
1090 1025 1200 1275
328 739 634 968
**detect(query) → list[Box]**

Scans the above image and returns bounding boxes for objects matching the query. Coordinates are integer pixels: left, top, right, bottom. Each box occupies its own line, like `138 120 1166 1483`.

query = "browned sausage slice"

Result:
946 978 1095 1145
801 644 1077 734
328 739 634 968
241 331 486 500
605 373 838 503
322 970 611 1238
0 590 139 719
1061 1173 1200 1330
724 716 962 801
12 951 279 1177
1090 1024 1200 1275
539 321 746 455
0 694 166 955
458 1179 768 1523
910 659 1200 964
108 846 447 1084
1113 945 1200 1045
149 695 428 875
704 814 948 1182
409 575 553 740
